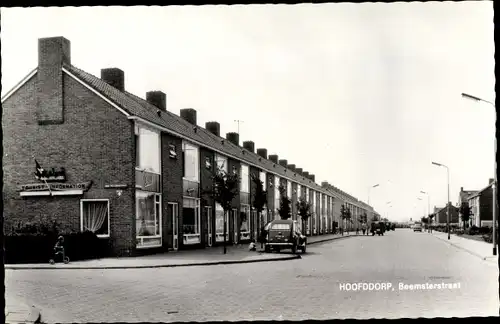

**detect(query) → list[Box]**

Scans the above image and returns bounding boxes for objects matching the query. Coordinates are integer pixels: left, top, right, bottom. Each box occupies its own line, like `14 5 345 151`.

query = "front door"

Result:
168 203 178 251
233 208 238 244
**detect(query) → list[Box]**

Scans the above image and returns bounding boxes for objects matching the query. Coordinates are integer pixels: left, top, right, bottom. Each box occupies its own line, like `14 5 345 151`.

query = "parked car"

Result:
371 221 385 236
413 222 422 232
264 219 307 254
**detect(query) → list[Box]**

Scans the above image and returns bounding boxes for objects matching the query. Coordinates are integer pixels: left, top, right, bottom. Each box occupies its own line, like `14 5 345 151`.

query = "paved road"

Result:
6 229 498 322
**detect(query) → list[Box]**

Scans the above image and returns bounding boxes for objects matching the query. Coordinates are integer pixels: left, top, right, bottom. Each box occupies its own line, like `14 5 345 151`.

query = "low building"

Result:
431 204 459 225
467 179 495 228
2 36 378 257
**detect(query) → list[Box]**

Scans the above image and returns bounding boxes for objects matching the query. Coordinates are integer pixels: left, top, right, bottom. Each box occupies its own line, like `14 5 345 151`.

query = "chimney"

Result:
205 121 220 136
310 174 315 182
269 155 278 163
321 181 329 188
257 148 268 159
226 132 239 146
288 164 296 171
37 36 71 125
460 187 463 192
303 171 310 178
101 68 125 92
243 141 255 153
296 168 303 175
278 159 288 168
146 91 166 111
180 108 197 125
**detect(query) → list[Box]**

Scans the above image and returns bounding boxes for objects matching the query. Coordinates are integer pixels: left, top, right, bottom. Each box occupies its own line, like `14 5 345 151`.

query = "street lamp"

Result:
368 184 380 205
420 190 431 231
432 161 450 240
462 92 497 256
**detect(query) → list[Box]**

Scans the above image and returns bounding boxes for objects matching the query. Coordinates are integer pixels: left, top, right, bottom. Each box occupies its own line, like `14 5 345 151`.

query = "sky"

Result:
1 2 495 222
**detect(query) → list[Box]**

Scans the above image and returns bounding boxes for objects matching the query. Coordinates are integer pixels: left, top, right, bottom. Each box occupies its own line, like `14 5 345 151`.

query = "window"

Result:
205 156 212 170
169 144 177 159
136 191 161 237
271 223 291 230
81 199 110 237
182 141 199 182
287 181 292 198
183 197 200 236
240 204 250 233
136 125 160 173
260 171 266 191
297 184 301 199
274 176 280 218
215 203 227 242
306 187 309 201
240 164 249 193
215 154 228 173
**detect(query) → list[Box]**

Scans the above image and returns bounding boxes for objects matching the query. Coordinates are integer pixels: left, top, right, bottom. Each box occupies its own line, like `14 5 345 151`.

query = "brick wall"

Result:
160 133 183 250
266 173 275 222
291 182 298 221
3 73 135 256
479 187 493 222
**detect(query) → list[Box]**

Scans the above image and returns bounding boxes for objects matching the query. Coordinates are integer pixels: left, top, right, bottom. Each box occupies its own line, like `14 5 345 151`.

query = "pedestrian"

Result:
356 227 359 235
362 222 366 235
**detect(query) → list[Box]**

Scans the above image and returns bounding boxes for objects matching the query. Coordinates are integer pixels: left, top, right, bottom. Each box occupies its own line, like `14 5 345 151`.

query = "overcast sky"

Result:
1 2 495 222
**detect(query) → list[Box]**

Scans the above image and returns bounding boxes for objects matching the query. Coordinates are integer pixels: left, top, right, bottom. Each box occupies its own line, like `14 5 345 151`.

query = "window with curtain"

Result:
136 191 161 237
81 200 109 237
260 171 266 191
240 205 250 232
182 142 199 182
215 154 228 173
137 126 160 173
240 164 249 193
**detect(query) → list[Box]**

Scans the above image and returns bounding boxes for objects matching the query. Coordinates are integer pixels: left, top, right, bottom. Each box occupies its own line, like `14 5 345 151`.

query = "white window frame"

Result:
274 175 280 218
240 164 250 193
215 153 228 173
135 191 162 248
135 123 161 174
183 197 201 244
260 171 266 191
80 199 110 238
182 141 200 183
287 181 292 198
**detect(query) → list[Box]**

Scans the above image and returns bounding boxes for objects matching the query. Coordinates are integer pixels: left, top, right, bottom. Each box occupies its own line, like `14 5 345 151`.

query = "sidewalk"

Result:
5 297 41 324
429 230 497 263
5 244 300 270
5 232 361 270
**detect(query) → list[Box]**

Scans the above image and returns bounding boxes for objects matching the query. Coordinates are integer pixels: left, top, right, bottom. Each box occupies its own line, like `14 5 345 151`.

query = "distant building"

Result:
466 179 495 228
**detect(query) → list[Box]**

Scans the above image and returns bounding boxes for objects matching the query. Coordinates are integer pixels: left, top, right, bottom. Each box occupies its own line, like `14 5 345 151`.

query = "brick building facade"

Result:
2 36 377 257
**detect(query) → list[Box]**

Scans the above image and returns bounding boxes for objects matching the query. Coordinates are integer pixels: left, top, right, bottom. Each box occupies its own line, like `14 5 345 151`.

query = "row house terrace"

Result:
2 36 377 257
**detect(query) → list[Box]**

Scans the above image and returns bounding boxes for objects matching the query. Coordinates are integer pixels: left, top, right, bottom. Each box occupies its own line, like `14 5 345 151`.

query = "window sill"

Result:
96 234 110 239
183 234 200 245
135 167 161 175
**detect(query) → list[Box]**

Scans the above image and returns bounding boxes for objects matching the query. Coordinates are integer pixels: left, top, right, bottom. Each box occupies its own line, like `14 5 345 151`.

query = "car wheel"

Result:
291 243 297 254
302 243 307 253
265 245 271 253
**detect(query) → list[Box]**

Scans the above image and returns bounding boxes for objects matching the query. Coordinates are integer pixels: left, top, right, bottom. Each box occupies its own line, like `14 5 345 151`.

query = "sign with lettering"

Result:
19 181 92 192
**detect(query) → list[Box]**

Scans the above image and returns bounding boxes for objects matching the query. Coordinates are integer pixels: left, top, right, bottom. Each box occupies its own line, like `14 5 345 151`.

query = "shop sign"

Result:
19 181 92 192
135 170 160 192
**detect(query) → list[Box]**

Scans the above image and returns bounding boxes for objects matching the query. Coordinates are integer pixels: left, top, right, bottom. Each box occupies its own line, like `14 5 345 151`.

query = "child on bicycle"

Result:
54 235 65 259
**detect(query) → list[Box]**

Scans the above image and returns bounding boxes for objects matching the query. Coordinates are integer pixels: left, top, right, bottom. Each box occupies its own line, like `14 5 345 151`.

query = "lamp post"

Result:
462 92 497 256
420 190 430 230
432 161 450 240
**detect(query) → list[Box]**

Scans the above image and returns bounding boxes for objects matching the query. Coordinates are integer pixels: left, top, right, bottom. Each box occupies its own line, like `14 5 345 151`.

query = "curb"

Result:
308 234 362 246
429 232 493 262
5 254 301 270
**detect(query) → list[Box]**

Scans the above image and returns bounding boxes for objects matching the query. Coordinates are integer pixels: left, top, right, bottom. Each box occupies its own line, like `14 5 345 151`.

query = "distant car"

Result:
413 222 422 232
264 219 307 254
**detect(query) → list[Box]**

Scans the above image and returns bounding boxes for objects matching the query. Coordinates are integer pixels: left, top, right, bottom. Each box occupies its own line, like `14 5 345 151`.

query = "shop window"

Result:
215 203 227 242
80 199 110 237
136 191 161 237
183 198 201 244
